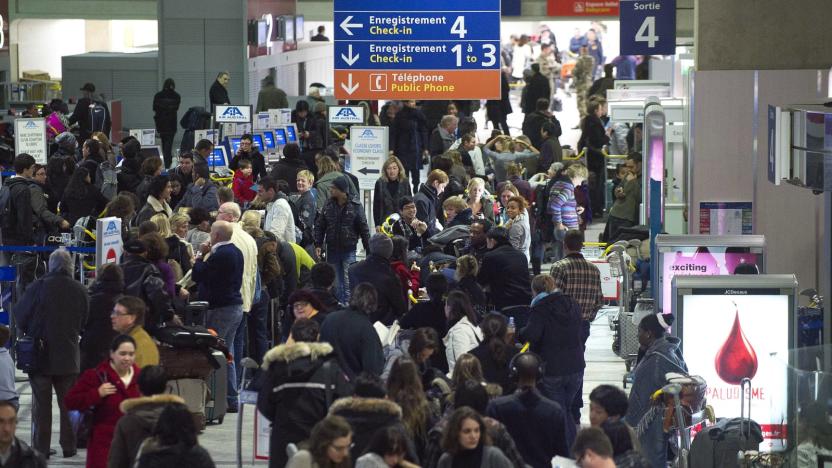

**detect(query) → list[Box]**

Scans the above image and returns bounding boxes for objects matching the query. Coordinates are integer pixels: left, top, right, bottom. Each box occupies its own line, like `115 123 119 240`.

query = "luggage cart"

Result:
236 357 262 468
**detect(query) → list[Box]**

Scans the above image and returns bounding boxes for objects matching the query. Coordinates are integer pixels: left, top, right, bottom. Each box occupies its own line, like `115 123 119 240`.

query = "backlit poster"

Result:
680 293 789 450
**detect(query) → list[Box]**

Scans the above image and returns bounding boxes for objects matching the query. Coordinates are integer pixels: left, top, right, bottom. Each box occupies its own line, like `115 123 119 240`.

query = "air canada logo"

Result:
221 107 244 118
335 108 357 119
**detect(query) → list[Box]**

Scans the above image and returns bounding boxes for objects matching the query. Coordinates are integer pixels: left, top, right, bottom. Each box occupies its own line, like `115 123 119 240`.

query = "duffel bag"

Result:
159 346 217 379
155 324 220 349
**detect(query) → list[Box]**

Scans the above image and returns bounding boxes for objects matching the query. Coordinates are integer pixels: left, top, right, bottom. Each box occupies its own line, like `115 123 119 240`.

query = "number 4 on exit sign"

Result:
620 0 676 56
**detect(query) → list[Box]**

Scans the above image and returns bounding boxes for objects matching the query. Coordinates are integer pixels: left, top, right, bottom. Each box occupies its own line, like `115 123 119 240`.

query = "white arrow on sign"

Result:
341 44 359 66
340 15 364 36
341 73 359 95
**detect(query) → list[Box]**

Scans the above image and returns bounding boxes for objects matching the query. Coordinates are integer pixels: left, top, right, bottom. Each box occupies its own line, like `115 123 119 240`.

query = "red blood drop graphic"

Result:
714 305 758 385
106 249 116 262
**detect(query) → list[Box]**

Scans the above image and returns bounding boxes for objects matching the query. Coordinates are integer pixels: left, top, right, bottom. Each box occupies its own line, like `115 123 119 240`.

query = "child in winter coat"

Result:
232 159 257 205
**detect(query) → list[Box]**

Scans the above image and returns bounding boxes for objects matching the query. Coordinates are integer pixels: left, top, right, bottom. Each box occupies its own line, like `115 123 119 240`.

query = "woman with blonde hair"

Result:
496 183 520 226
465 178 495 223
504 196 531 261
373 156 412 226
241 209 263 233
442 196 472 227
155 213 194 274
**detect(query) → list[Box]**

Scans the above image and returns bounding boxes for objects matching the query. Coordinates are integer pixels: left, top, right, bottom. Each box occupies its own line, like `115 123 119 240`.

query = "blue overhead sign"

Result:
619 0 676 56
333 0 501 100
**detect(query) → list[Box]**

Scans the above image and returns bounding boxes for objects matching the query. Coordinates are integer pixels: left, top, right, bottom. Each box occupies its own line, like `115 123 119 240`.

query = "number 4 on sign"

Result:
635 16 659 48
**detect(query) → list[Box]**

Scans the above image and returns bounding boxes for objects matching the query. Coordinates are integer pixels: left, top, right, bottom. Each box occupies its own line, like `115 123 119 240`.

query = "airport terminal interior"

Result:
0 0 829 466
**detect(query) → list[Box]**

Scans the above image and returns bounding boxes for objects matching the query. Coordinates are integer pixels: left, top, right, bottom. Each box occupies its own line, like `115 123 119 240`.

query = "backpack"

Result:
97 161 118 201
534 179 555 242
89 101 107 133
0 185 14 234
280 193 307 243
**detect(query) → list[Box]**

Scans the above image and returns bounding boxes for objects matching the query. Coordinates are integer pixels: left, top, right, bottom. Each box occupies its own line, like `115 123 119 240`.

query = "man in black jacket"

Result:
258 319 351 468
522 98 557 151
3 154 38 296
229 133 268 182
348 234 407 326
413 169 448 237
120 240 173 334
67 82 111 144
319 284 384 379
270 143 308 193
520 274 585 425
314 176 370 304
486 353 572 468
15 249 88 459
392 100 430 192
477 227 532 310
521 64 551 116
153 78 181 168
209 71 230 109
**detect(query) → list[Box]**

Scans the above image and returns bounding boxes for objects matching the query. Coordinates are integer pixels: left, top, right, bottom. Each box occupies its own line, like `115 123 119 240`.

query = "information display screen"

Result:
262 131 276 149
284 125 298 144
274 128 287 146
251 134 264 150
229 137 242 154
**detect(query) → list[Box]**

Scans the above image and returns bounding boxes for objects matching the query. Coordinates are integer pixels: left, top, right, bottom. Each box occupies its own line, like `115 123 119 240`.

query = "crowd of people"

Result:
0 43 670 468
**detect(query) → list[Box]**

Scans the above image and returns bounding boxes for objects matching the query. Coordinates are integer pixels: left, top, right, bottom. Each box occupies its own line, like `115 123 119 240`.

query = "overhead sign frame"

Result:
333 0 501 100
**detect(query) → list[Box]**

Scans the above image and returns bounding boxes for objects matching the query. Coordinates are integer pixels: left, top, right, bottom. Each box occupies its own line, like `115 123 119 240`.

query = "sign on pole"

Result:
620 0 676 55
349 126 388 190
329 106 365 125
215 105 253 124
14 118 47 164
334 0 501 100
129 129 157 146
95 217 123 268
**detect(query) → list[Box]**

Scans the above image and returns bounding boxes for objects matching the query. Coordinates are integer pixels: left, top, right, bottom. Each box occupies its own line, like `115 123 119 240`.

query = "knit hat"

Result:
331 176 349 194
55 132 77 152
369 233 393 259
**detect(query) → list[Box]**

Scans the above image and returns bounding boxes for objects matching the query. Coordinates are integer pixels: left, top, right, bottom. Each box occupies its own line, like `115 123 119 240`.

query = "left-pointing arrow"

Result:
341 73 359 95
341 44 359 66
358 167 381 176
340 16 364 36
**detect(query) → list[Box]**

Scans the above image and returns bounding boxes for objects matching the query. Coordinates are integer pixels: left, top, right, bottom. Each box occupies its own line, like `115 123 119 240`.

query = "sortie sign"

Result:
334 0 501 100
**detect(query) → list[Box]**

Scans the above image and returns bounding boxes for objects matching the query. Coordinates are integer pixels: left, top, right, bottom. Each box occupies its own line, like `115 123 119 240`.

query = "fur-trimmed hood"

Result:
329 396 402 418
120 394 185 414
262 342 335 370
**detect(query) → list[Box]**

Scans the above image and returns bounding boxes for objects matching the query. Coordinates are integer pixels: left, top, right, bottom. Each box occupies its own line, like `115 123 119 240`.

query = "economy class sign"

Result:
334 0 501 100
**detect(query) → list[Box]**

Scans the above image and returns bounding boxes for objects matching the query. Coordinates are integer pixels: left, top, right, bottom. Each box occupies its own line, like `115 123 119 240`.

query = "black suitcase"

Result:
185 301 210 327
205 350 228 424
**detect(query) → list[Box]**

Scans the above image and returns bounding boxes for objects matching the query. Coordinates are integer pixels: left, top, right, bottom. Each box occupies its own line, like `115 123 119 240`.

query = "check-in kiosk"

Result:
283 124 298 145
208 146 230 175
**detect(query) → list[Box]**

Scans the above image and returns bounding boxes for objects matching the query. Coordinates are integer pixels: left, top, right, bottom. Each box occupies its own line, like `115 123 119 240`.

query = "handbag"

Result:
71 370 107 449
14 336 47 373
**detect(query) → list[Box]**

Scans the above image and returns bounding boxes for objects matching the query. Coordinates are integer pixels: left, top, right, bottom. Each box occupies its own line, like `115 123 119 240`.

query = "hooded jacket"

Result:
135 438 215 468
413 184 440 237
329 397 418 462
257 342 352 468
107 394 185 468
519 291 585 377
3 177 35 244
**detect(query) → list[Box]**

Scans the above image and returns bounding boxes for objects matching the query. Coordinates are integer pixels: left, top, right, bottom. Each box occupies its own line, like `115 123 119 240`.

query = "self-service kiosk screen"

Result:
284 125 298 144
229 137 242 154
251 134 265 150
274 128 287 146
209 147 228 168
262 131 276 149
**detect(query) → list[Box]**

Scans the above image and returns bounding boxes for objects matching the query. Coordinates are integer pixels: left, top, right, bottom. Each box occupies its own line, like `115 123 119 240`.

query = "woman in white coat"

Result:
443 290 483 376
504 195 531 262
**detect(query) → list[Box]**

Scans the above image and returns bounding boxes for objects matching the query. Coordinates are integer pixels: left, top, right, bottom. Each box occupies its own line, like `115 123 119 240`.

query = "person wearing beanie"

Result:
47 132 79 212
347 234 407 326
270 143 309 193
68 82 111 144
314 175 370 304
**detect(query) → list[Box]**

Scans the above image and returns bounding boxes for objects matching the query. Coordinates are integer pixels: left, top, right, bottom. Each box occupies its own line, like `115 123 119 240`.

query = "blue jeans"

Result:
327 250 356 304
248 291 271 364
540 372 583 426
206 304 243 406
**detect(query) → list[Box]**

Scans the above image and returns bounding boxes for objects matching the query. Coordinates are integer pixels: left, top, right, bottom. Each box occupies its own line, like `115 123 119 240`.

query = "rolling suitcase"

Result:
167 378 208 431
185 301 210 326
205 349 228 424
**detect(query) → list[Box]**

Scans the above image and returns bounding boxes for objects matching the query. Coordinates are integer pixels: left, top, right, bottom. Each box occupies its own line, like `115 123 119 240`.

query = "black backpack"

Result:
534 178 555 242
0 185 14 234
